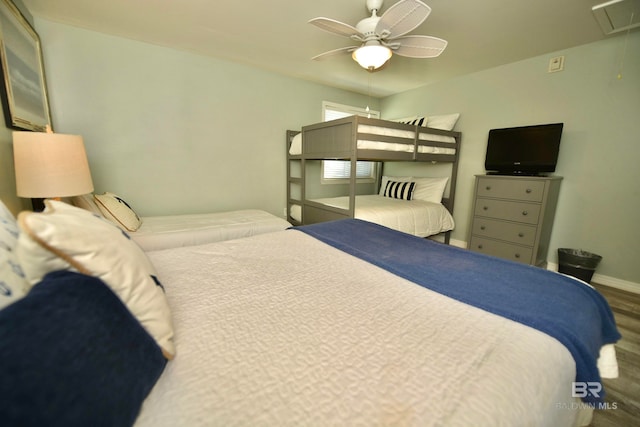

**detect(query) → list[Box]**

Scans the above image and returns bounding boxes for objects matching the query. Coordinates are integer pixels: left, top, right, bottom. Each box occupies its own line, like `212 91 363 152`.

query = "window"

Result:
321 102 379 183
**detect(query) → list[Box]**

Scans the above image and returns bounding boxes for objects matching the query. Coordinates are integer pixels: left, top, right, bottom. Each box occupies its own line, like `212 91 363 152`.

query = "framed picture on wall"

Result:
0 0 51 131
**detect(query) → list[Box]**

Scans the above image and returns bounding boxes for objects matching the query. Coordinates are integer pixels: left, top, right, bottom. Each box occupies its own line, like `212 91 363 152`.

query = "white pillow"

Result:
412 177 449 203
426 113 460 131
16 200 174 359
70 194 104 216
0 200 28 309
378 176 412 196
94 192 142 232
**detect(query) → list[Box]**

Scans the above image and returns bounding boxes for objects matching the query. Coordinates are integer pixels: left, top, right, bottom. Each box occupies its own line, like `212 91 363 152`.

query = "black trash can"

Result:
557 248 602 284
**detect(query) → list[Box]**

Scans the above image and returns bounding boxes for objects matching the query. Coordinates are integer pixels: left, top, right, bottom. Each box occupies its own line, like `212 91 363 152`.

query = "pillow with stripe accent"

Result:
16 200 174 360
378 176 412 196
405 117 427 126
94 192 142 232
383 180 416 200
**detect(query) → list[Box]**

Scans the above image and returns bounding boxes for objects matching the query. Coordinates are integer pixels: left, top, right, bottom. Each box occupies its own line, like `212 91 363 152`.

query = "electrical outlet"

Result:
548 56 565 73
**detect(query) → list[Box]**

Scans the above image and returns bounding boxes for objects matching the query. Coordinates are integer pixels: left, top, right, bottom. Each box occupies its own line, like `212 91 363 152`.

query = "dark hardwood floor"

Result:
590 283 640 427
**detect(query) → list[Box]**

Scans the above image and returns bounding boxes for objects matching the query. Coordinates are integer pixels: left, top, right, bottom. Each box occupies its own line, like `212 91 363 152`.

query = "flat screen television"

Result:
484 123 564 176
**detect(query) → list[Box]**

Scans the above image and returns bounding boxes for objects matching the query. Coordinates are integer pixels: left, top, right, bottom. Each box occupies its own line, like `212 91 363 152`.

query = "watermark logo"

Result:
572 382 602 398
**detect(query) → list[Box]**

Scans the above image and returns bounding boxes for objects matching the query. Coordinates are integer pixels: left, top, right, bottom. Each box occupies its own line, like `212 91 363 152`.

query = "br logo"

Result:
572 382 602 398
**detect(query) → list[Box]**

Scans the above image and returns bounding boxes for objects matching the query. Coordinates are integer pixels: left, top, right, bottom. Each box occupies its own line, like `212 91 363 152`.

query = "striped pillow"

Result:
405 117 427 126
383 180 416 200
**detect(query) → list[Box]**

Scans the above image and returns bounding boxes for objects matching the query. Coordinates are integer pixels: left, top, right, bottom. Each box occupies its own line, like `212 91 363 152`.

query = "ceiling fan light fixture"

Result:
352 44 392 70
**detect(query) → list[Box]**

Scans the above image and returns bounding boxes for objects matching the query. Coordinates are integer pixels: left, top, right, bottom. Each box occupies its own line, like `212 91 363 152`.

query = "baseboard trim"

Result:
452 240 640 295
450 238 466 248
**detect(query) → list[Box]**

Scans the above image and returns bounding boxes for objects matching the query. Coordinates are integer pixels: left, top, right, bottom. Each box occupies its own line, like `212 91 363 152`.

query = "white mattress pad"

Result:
131 209 290 251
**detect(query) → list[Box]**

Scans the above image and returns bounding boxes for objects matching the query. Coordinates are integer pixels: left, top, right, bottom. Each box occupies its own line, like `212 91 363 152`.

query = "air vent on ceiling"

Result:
592 0 640 34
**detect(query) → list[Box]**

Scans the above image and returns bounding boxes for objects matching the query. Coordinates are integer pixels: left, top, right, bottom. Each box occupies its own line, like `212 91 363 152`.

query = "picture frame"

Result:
0 0 51 131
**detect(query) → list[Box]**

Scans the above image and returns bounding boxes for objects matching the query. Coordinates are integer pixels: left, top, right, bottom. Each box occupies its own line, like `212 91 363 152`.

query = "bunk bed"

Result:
286 115 461 242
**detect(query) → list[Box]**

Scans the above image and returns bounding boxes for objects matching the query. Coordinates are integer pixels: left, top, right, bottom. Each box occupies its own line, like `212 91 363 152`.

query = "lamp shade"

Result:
13 130 94 198
352 44 392 70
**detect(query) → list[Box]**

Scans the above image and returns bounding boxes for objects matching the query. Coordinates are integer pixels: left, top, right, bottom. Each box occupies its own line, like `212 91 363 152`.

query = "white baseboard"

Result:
546 262 640 294
450 240 640 295
450 238 466 248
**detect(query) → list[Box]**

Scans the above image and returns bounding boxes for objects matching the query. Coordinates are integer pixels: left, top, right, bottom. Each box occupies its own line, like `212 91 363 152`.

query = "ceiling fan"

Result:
309 0 447 71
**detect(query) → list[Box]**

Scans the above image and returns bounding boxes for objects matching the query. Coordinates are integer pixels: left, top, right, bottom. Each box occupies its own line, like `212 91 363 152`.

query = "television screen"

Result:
484 123 563 175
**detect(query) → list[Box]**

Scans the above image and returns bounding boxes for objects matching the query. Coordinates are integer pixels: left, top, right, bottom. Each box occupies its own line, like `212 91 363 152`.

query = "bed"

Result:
1 199 621 426
71 193 291 251
286 114 461 242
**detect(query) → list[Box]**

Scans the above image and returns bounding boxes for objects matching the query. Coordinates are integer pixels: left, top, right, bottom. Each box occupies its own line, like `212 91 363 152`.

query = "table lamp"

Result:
13 127 94 209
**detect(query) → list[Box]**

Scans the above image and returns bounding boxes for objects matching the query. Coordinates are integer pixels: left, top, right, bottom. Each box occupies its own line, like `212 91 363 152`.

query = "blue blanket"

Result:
0 271 167 426
296 219 621 404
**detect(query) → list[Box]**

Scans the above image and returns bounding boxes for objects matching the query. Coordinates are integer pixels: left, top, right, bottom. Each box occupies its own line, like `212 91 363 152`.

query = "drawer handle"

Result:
480 226 486 230
522 211 528 216
526 188 532 194
515 253 521 259
486 186 491 191
477 244 483 249
518 232 524 238
483 206 489 211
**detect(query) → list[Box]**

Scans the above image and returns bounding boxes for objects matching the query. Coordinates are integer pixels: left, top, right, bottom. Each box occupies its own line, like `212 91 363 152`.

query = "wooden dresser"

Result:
468 175 562 267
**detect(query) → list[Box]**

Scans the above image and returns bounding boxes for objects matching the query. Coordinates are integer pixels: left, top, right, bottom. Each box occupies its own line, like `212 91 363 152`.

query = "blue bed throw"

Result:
296 219 621 404
0 271 167 427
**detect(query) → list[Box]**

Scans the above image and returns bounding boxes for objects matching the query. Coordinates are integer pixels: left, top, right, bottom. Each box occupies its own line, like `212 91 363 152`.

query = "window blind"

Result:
322 102 379 181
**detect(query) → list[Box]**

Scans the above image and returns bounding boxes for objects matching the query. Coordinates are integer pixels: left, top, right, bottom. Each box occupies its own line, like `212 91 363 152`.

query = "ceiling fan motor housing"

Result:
356 16 382 40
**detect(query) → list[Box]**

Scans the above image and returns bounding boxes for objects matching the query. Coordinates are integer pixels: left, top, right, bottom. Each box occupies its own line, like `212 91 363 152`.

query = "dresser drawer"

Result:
471 217 537 246
469 236 533 264
474 198 541 224
476 177 545 202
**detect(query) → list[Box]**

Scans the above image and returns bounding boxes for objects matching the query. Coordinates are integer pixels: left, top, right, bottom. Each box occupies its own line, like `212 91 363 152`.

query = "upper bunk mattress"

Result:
132 209 291 251
289 125 457 156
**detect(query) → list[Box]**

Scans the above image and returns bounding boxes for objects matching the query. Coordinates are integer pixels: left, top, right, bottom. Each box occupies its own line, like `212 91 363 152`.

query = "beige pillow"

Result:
94 192 142 231
16 200 174 359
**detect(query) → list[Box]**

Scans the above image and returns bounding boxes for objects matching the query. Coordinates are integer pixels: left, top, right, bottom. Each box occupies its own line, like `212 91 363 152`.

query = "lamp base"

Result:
31 198 45 212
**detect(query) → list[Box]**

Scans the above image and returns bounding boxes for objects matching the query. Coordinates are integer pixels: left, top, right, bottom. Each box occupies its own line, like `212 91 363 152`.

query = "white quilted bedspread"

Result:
131 209 290 251
311 195 454 237
137 230 584 427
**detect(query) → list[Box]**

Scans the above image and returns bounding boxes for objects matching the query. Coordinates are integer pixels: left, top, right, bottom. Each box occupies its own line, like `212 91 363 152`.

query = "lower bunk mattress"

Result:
131 209 291 251
290 194 454 237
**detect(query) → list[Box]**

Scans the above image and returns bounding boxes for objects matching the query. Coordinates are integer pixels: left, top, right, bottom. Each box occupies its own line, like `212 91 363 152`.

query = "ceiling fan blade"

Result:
376 0 431 39
311 46 359 61
390 35 447 58
309 17 363 38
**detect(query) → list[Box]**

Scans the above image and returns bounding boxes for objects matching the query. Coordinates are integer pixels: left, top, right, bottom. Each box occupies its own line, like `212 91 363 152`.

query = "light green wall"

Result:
33 19 377 218
382 32 640 284
26 17 639 285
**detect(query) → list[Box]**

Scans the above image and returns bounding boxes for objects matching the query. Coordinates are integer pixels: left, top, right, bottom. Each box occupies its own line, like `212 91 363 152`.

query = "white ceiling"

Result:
21 0 628 97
